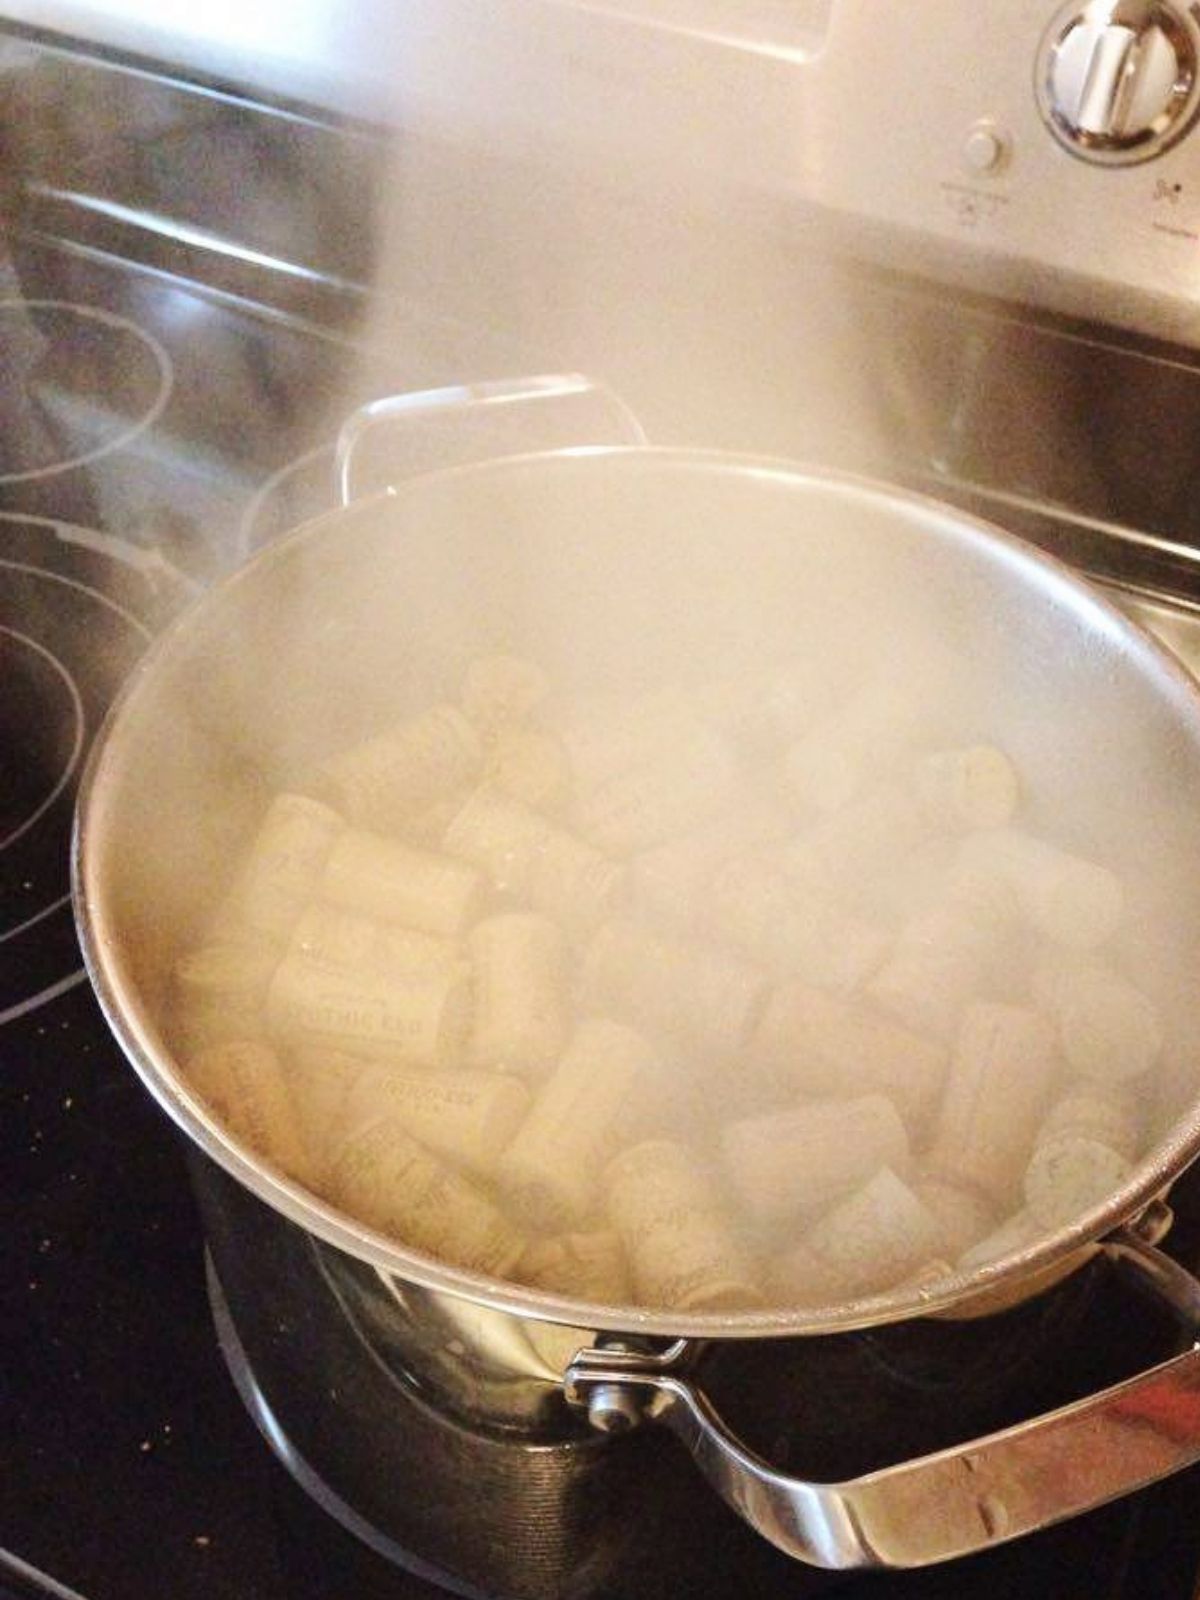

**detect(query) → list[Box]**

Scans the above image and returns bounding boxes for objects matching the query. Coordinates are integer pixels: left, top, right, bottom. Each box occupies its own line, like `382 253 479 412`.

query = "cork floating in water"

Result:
163 648 1166 1314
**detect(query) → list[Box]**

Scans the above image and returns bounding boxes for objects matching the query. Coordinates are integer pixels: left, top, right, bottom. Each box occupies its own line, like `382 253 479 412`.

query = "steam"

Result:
353 0 888 467
105 432 1200 1312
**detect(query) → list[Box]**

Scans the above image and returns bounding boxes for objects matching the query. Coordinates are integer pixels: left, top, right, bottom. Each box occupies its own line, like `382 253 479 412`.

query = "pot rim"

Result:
71 443 1200 1339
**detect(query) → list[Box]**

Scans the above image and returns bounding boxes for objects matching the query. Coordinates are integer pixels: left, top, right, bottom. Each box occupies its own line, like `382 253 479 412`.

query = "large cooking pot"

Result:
73 378 1200 1587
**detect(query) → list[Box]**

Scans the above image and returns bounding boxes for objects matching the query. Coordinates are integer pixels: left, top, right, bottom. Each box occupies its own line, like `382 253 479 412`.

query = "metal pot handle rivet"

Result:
563 1229 1200 1570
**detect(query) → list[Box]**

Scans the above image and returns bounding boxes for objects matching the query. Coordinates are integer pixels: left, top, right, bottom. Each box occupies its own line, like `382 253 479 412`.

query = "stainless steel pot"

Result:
73 379 1200 1579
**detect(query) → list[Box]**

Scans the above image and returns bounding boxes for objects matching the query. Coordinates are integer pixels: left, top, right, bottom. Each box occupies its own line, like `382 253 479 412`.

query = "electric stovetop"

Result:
5 28 1200 1600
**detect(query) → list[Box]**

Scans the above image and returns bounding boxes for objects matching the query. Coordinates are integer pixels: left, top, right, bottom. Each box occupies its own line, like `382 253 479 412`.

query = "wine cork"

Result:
218 793 342 946
325 1118 526 1275
398 790 476 851
634 828 731 929
910 745 1019 831
321 828 483 939
581 917 767 1058
170 939 278 1054
721 1095 909 1227
1041 1084 1140 1156
959 1208 1046 1271
765 1242 850 1306
286 1044 367 1172
487 726 572 814
912 1175 1000 1261
186 1038 314 1183
806 1167 947 1297
342 1063 531 1177
526 825 628 939
461 654 550 733
958 829 1123 950
785 787 927 901
497 1019 656 1228
575 727 738 856
563 687 698 794
442 786 553 898
1024 1138 1134 1231
927 1002 1059 1207
1023 1084 1140 1230
517 1230 631 1302
784 676 933 814
467 913 570 1077
944 855 1024 933
1032 956 1162 1083
266 951 470 1069
289 902 461 983
867 893 1012 1040
606 1140 763 1312
750 981 948 1132
706 852 889 992
315 705 483 832
632 799 789 927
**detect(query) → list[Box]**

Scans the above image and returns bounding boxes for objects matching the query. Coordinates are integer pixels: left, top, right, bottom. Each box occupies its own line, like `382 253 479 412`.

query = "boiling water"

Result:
162 634 1181 1313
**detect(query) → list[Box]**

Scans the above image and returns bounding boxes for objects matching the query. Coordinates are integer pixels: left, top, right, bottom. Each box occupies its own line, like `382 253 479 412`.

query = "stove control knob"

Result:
1036 1 1200 163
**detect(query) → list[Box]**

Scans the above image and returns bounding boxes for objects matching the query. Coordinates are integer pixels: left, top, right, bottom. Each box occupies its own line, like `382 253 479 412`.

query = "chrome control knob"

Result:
1036 1 1200 163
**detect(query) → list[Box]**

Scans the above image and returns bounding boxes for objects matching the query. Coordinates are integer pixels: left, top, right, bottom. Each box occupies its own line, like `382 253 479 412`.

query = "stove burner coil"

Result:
0 625 85 851
0 525 163 1024
0 299 174 486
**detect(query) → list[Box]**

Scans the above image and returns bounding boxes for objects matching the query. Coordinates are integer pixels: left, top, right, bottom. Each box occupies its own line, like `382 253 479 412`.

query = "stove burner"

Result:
0 514 191 1024
239 440 336 554
0 299 174 485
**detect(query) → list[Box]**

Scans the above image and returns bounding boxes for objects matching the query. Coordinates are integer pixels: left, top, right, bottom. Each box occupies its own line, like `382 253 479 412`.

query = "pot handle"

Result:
334 374 647 506
563 1227 1200 1570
